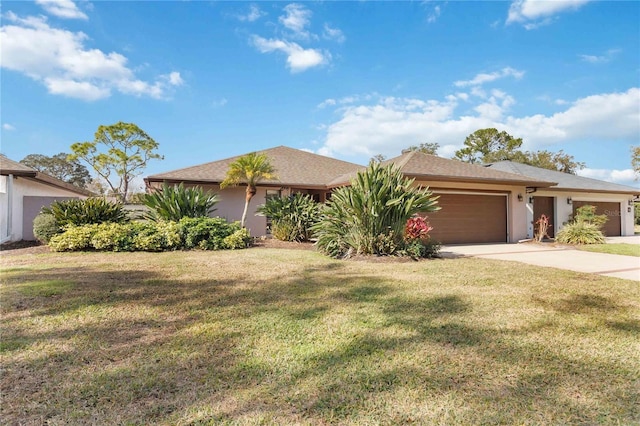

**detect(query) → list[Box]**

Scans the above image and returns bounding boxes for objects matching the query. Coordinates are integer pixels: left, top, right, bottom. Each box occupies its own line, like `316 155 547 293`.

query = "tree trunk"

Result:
241 186 256 228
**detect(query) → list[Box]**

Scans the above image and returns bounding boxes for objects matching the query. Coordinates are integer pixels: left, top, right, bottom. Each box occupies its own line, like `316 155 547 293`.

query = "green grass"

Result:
578 243 640 257
1 249 639 425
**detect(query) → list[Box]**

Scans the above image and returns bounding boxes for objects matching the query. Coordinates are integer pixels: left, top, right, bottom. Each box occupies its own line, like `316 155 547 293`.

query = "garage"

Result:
572 201 621 237
425 193 508 244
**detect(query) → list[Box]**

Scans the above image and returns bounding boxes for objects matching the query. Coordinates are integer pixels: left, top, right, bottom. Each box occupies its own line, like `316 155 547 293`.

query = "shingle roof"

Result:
329 151 556 187
146 146 363 188
0 156 94 196
0 156 37 176
486 161 640 195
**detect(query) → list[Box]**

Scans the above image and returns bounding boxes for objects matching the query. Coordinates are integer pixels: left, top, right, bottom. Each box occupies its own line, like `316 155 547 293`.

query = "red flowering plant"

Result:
403 215 440 258
404 215 433 242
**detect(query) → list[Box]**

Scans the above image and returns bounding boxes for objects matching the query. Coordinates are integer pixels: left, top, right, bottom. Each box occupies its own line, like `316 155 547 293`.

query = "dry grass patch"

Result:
1 248 639 425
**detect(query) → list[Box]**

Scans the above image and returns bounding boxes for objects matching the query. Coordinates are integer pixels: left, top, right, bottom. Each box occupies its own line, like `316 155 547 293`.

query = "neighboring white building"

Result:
0 156 93 242
487 161 640 238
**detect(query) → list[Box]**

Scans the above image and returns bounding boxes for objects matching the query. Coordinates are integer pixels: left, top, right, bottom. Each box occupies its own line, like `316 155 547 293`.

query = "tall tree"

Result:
454 128 523 163
69 122 163 202
20 153 91 187
404 142 440 155
632 146 640 180
518 149 585 174
220 152 277 228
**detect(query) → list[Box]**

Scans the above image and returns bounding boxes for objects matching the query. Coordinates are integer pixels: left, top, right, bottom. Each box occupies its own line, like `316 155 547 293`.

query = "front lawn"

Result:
577 243 640 257
1 248 639 425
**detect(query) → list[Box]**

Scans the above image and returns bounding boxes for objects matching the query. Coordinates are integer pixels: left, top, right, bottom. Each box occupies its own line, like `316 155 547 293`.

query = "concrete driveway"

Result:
442 242 640 281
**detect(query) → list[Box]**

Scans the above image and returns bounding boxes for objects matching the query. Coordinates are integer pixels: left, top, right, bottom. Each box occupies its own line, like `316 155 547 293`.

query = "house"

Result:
329 150 557 244
145 146 363 234
146 146 558 244
486 161 639 238
0 156 94 242
145 146 638 244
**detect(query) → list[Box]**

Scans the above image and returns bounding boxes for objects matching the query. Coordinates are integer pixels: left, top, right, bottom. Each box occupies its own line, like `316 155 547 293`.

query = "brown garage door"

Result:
425 193 507 244
572 201 621 237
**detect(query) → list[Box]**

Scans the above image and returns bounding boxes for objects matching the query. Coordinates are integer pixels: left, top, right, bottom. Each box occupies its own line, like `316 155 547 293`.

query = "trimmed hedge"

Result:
33 213 61 243
48 217 251 252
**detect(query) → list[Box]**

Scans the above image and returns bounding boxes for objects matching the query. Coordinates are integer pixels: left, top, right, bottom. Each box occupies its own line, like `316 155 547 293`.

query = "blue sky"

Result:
1 0 639 190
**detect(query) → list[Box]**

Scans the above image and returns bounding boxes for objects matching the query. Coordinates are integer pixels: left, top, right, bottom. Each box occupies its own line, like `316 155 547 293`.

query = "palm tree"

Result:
220 152 277 228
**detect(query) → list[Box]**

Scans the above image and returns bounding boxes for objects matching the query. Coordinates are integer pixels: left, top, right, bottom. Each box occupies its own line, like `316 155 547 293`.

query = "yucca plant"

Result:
256 193 320 242
42 198 128 226
142 183 218 222
312 163 440 258
556 222 606 244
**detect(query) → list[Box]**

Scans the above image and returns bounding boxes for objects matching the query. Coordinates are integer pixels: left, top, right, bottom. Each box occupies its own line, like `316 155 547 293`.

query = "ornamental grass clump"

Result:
556 205 608 245
313 162 440 258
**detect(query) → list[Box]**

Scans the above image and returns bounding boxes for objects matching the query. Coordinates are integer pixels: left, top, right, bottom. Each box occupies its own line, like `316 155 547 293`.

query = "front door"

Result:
533 196 554 239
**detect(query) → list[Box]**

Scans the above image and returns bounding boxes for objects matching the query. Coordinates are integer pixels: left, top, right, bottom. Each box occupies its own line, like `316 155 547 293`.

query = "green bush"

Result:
223 229 252 249
49 224 100 251
402 239 441 259
32 213 61 243
634 203 640 226
42 198 128 226
256 193 320 242
143 183 218 221
573 205 608 229
556 222 606 245
48 217 248 252
90 223 138 251
180 217 245 250
133 221 183 251
312 163 440 258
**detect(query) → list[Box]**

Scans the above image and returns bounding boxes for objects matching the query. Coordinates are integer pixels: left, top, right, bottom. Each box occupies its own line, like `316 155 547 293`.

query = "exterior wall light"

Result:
528 197 534 204
517 193 523 202
567 197 572 205
629 199 634 206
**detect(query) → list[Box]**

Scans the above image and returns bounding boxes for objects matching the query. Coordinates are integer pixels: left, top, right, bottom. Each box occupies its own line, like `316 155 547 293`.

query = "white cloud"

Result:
577 168 638 187
279 3 312 38
316 88 640 161
251 36 328 73
2 123 16 131
0 12 183 101
454 67 525 87
507 0 591 28
579 48 621 64
212 98 228 108
36 0 88 20
237 4 265 22
323 23 345 43
427 5 441 24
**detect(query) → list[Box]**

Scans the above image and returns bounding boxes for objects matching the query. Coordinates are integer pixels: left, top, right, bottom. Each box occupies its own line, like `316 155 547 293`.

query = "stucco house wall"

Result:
0 175 89 242
527 190 635 237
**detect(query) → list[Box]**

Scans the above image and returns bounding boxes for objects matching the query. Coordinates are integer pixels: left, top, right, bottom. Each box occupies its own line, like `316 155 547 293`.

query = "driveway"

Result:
442 243 640 281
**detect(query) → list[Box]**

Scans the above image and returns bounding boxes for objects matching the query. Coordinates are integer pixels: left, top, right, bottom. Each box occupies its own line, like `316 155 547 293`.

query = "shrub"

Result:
223 229 252 249
90 223 138 251
313 163 440 258
42 198 128 226
573 205 608 229
402 216 440 259
556 222 606 244
256 193 320 242
180 217 243 250
49 224 100 251
33 213 61 243
635 203 640 225
143 183 218 222
534 214 552 242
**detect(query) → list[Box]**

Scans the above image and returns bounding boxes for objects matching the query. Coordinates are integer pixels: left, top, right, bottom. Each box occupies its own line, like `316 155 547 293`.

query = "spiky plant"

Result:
256 193 320 242
220 152 277 228
312 162 440 258
42 198 128 226
142 183 218 221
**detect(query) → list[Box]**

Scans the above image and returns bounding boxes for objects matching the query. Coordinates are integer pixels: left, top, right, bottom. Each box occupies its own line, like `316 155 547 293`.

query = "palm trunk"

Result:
241 186 257 228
